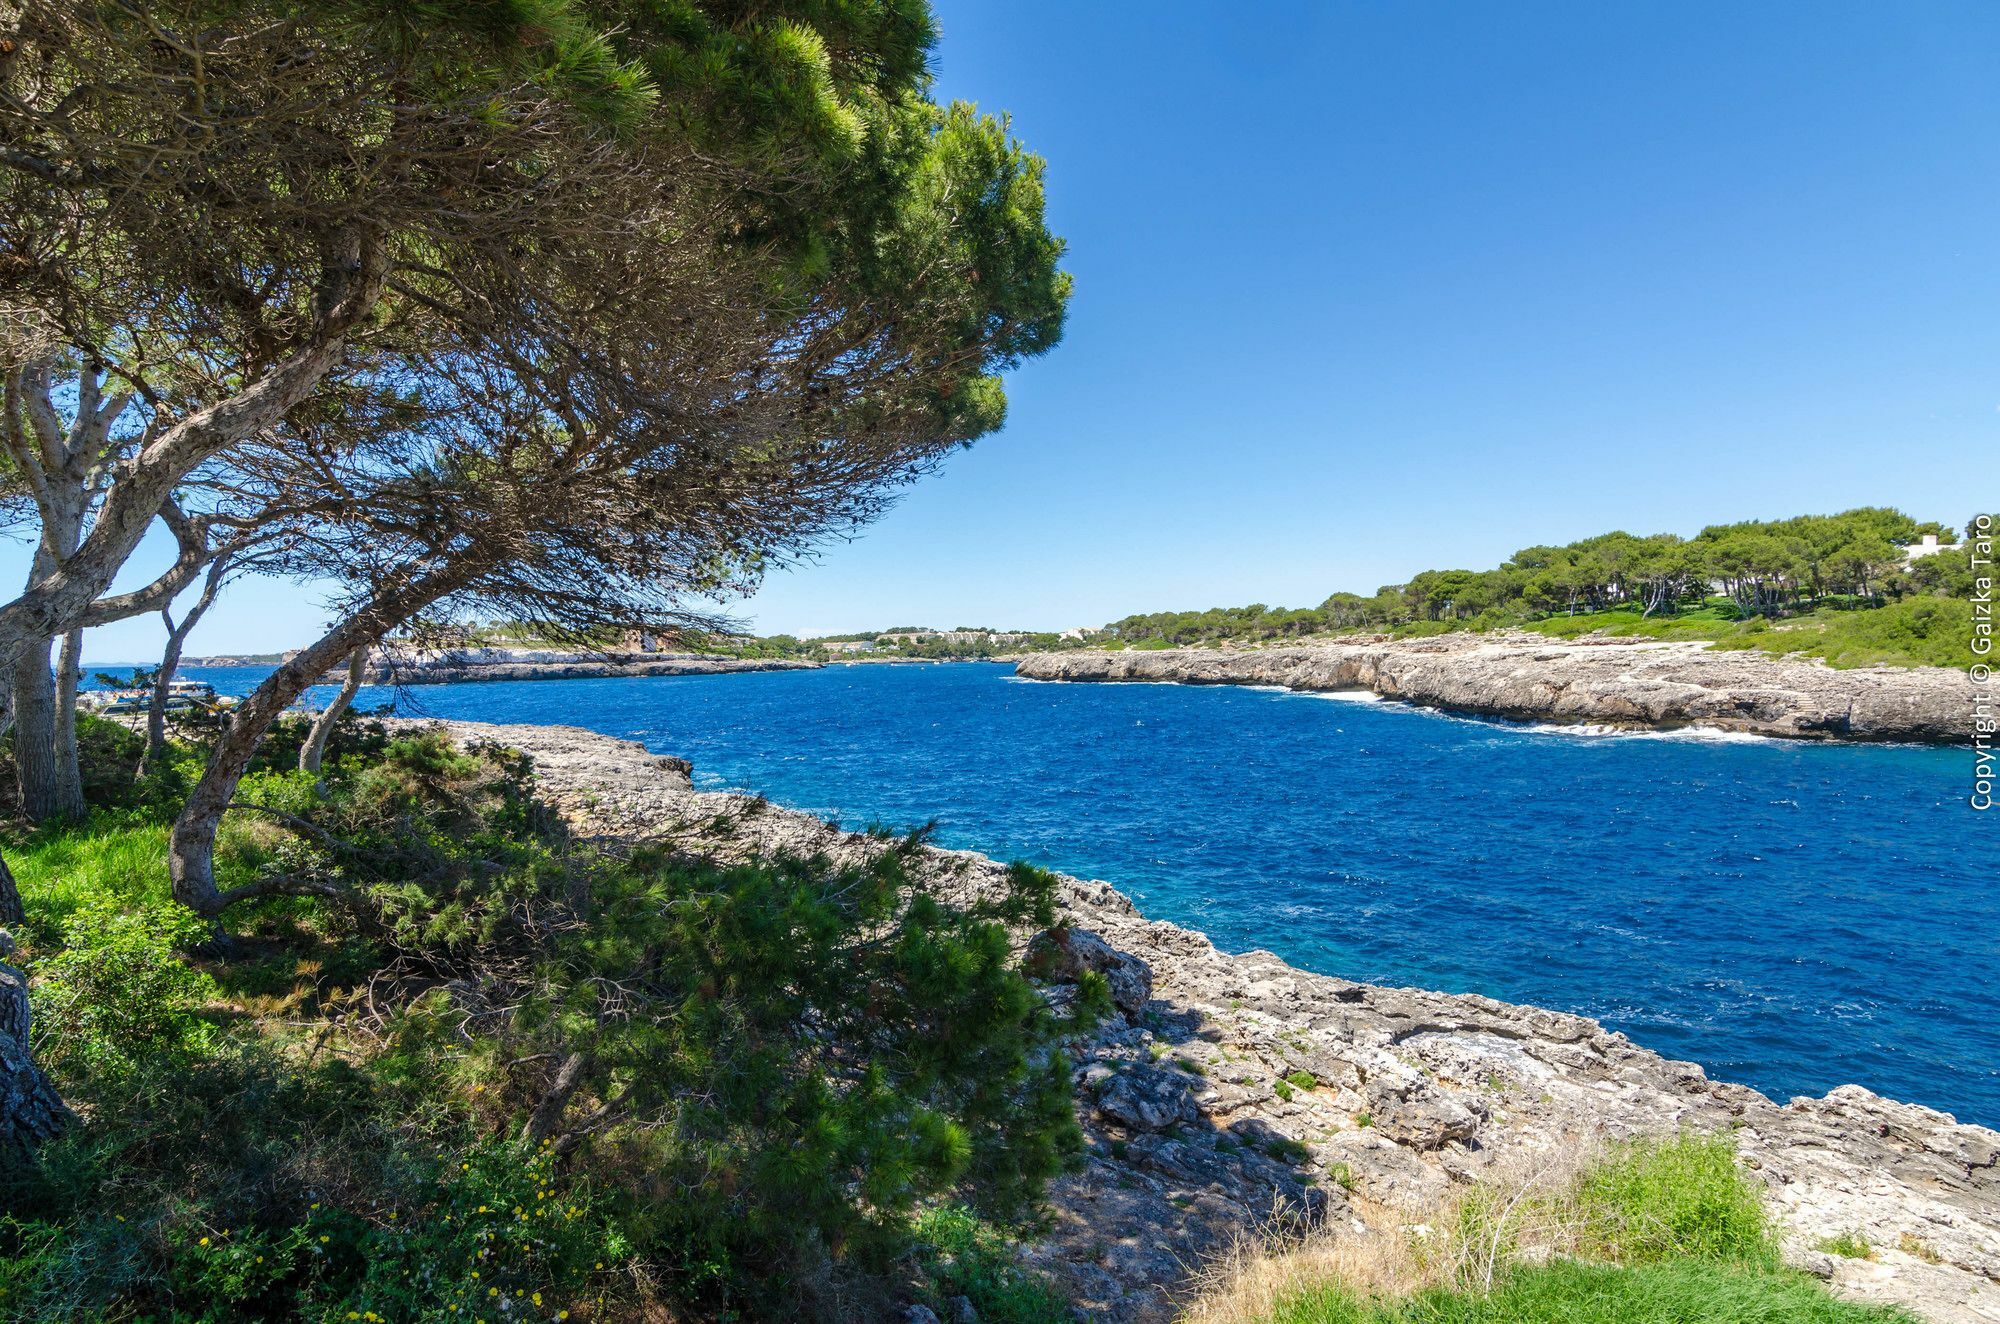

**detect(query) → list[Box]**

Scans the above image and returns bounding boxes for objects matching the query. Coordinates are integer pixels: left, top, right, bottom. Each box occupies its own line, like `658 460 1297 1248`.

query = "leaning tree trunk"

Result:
170 565 471 917
0 922 70 1166
300 648 369 775
12 637 84 823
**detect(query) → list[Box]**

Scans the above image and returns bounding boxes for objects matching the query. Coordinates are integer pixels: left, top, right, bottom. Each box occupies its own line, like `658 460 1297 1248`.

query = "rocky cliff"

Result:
407 718 2000 1323
1015 635 1972 744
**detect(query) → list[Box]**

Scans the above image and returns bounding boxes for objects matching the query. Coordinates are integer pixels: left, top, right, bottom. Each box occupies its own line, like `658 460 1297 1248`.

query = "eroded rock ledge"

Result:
411 719 2000 1323
1014 635 1972 744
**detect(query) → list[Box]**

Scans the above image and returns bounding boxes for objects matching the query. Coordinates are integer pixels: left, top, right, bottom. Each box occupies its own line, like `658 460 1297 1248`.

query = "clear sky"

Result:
33 0 2000 659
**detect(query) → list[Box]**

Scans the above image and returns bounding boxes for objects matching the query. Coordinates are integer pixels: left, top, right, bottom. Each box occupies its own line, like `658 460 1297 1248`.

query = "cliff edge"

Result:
1014 634 1972 744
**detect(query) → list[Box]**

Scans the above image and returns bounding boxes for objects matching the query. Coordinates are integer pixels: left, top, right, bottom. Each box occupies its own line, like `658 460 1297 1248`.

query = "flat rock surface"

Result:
1014 634 1972 744
408 719 2000 1322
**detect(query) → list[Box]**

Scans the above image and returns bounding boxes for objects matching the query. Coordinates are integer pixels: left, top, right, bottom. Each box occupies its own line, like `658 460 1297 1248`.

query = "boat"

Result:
81 679 239 716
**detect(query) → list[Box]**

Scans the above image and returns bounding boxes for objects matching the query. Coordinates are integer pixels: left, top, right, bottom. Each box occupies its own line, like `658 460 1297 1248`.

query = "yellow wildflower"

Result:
198 1237 210 1247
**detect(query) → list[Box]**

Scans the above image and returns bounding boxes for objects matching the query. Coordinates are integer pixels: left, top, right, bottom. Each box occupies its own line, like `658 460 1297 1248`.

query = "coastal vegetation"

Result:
1187 1133 1915 1324
0 4 1077 1298
0 712 1092 1320
1084 509 1986 669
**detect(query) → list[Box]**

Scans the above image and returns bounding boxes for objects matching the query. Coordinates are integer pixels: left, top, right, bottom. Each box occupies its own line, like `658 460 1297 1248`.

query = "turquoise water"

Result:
174 661 1996 1127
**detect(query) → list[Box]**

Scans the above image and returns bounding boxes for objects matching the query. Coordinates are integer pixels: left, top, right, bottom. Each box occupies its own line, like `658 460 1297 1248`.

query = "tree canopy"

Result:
1096 508 1975 651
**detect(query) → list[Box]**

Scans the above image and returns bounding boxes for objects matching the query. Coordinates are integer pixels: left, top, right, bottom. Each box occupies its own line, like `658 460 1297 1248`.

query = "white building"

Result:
1903 533 1963 565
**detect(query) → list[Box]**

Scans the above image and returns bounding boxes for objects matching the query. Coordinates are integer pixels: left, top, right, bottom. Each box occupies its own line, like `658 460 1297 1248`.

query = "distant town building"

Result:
821 639 878 654
1903 533 1963 565
1057 626 1101 640
876 629 1032 646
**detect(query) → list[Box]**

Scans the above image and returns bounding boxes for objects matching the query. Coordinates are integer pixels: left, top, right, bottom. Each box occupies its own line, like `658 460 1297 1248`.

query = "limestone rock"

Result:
1013 635 1970 745
1095 1065 1199 1131
1028 926 1154 1015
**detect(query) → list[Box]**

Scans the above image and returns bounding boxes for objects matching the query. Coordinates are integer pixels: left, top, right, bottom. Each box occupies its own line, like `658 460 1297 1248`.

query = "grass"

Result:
1184 1132 1918 1324
5 814 172 939
1262 1259 1914 1323
1519 597 1975 669
909 1205 1069 1324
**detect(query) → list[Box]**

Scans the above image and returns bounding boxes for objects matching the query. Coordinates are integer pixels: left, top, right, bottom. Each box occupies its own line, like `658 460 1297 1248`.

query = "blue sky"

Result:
34 0 2000 658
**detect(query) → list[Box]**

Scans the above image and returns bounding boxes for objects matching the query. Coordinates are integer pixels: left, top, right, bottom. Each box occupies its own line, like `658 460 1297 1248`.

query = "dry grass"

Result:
1183 1138 1600 1324
1184 1126 1782 1323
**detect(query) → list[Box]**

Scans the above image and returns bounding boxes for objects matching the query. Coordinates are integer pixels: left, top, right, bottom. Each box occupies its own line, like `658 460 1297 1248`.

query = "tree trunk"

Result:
12 637 83 823
52 626 82 800
170 564 472 917
0 854 21 927
146 551 235 772
0 232 385 676
0 925 70 1166
300 649 369 775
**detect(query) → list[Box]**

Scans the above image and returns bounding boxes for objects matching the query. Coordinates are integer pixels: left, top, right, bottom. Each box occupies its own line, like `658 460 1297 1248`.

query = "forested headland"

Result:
1080 508 1988 669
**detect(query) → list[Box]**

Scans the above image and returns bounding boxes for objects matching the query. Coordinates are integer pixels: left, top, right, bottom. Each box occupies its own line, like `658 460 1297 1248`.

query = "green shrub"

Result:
32 900 218 1075
1818 1232 1874 1260
1265 1137 1311 1165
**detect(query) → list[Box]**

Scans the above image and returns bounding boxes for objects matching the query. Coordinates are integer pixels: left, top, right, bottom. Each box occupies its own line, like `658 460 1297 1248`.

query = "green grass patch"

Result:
1266 1259 1917 1323
1521 597 1975 669
1566 1132 1777 1267
1226 1133 1911 1324
1817 1232 1874 1261
909 1205 1069 1324
7 815 172 941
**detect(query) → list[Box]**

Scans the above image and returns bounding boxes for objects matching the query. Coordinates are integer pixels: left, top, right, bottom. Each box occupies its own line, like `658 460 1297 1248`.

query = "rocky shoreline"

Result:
1014 634 1973 744
181 647 822 686
349 652 817 686
409 717 1999 1324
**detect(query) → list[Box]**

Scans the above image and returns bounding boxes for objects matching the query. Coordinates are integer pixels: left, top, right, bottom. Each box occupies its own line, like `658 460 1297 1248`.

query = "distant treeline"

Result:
1099 508 1984 648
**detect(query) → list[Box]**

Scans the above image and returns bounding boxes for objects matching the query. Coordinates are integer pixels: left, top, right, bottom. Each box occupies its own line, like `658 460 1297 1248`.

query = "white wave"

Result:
1303 689 1384 704
1514 721 1780 745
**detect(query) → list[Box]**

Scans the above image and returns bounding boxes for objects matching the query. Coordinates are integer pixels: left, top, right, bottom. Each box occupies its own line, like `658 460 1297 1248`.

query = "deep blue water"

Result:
160 661 1997 1127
